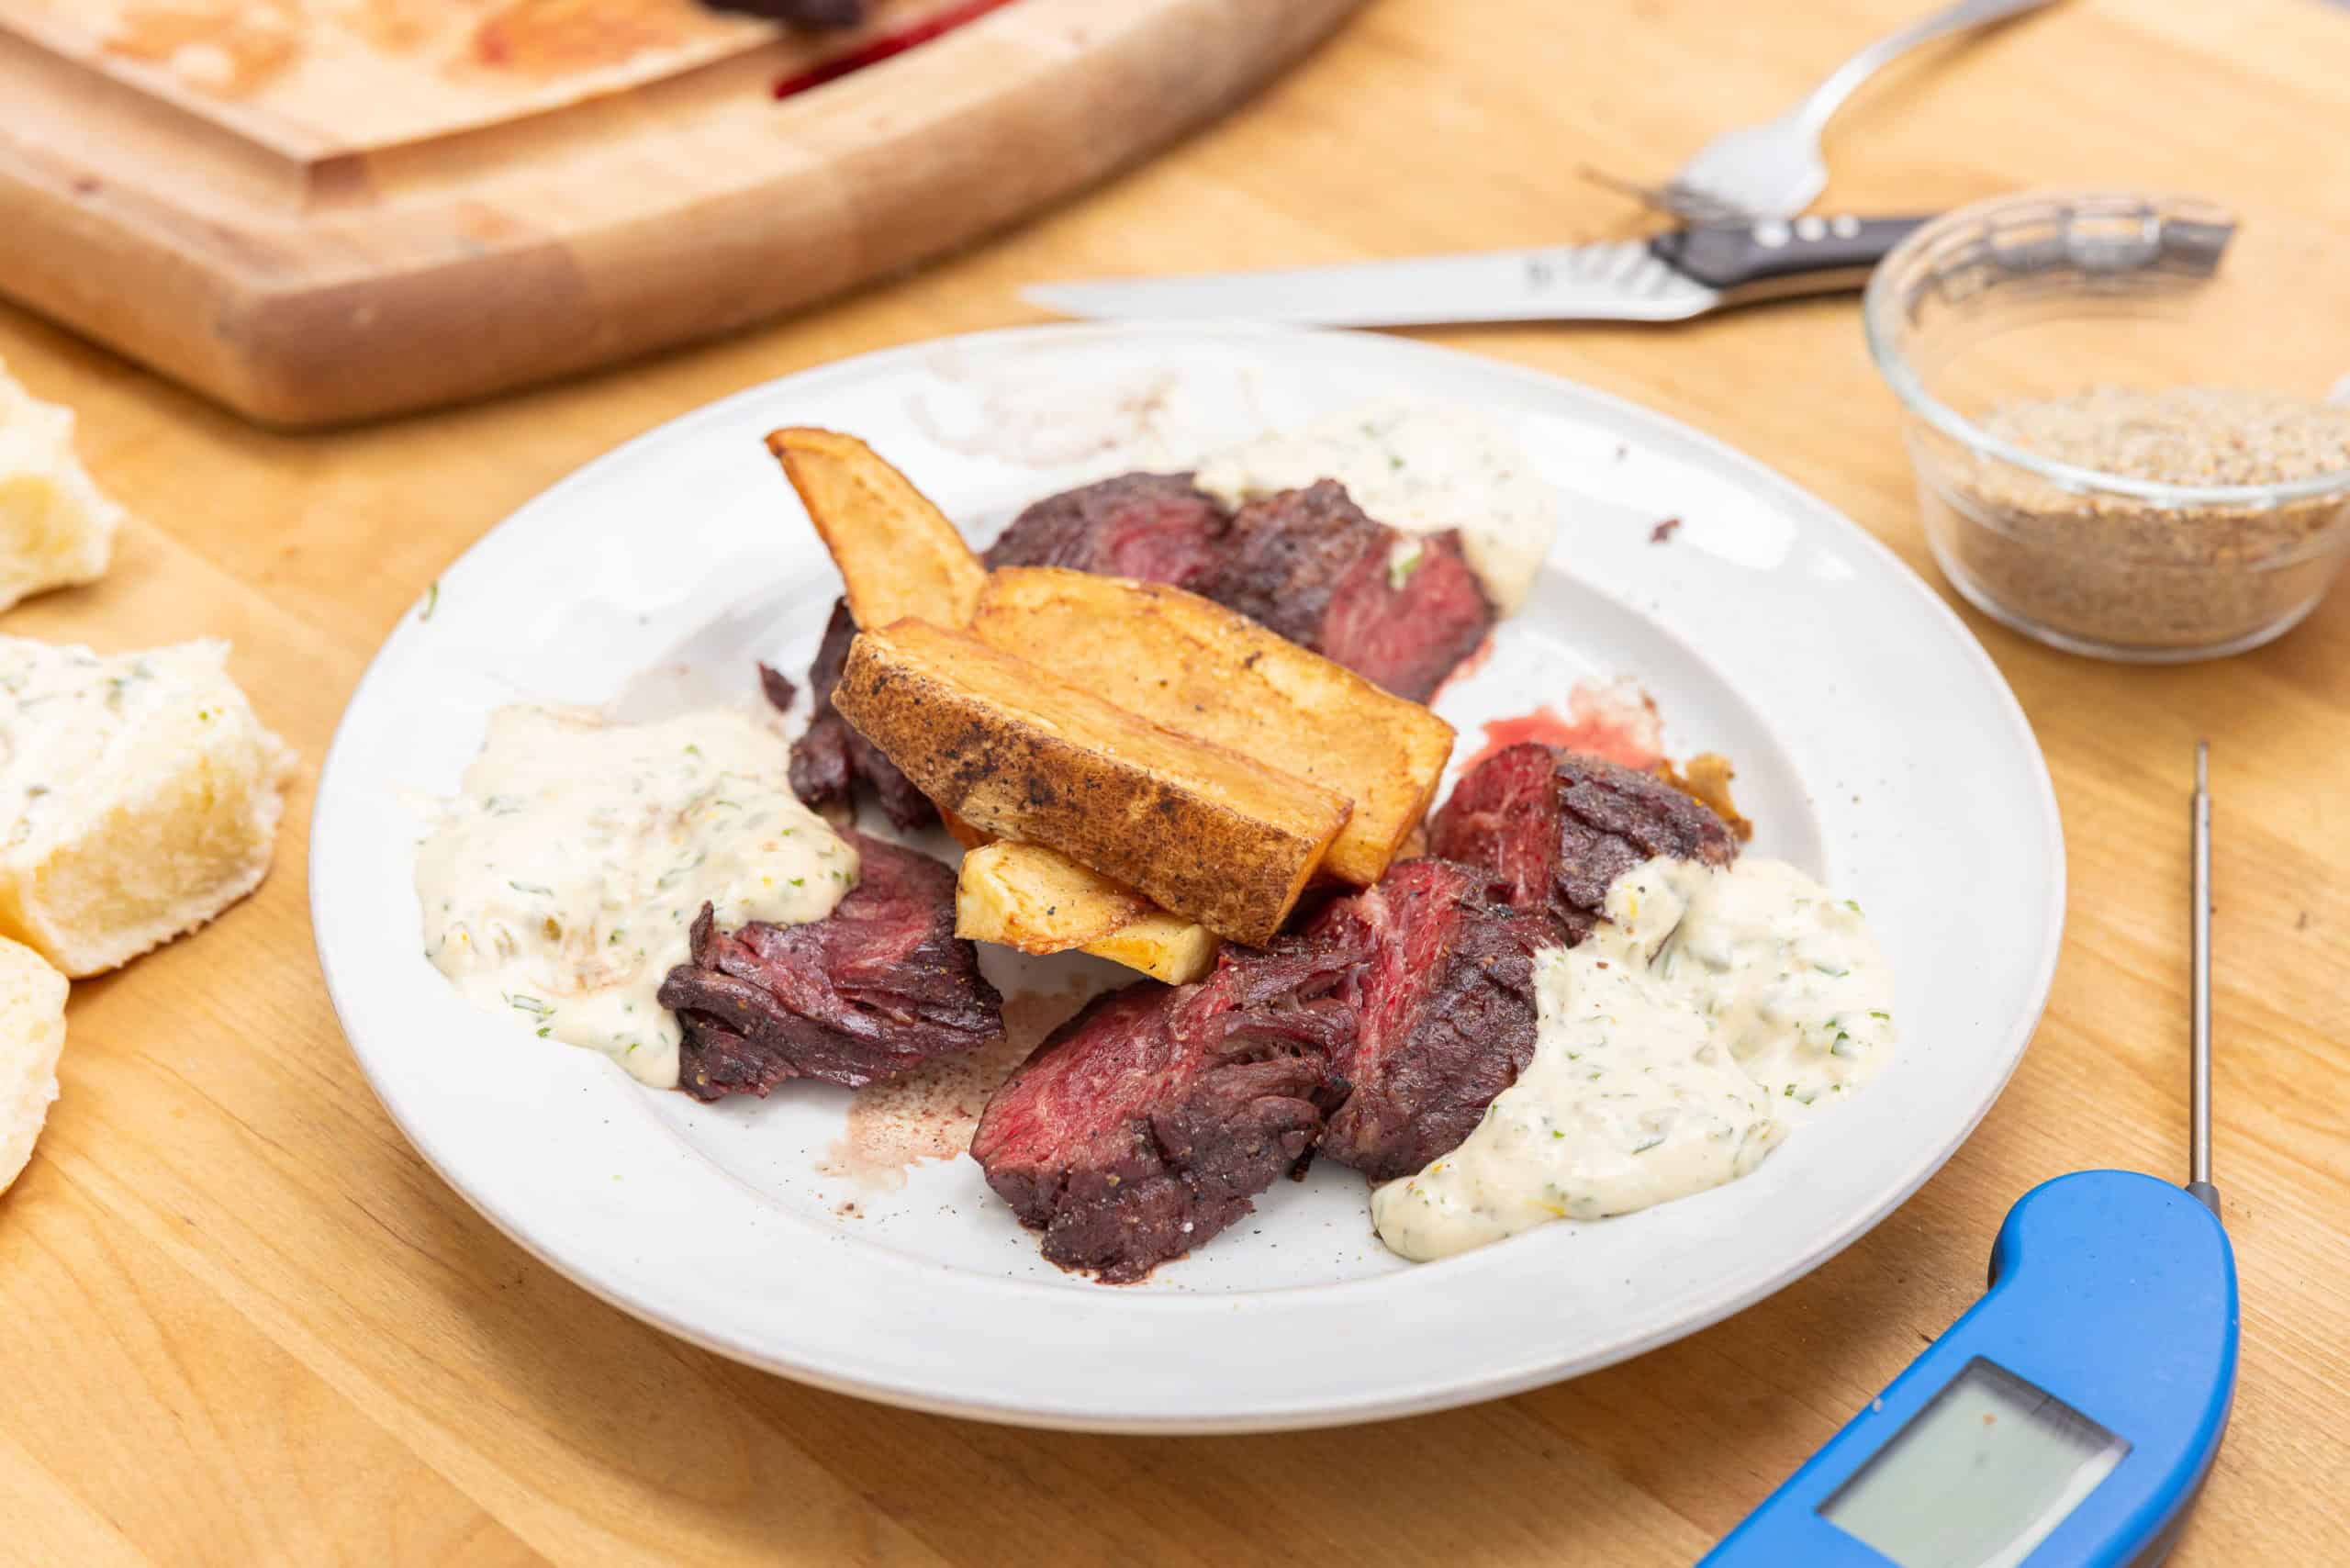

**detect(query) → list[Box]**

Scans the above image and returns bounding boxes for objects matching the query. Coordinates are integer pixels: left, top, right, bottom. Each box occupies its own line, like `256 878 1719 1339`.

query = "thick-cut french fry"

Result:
767 428 985 631
834 621 1349 946
957 841 1147 952
956 842 1222 985
1082 908 1221 985
971 567 1454 886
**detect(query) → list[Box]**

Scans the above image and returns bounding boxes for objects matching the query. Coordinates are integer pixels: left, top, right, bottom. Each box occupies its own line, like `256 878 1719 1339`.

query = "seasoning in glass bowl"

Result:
1917 386 2350 660
1865 190 2350 662
1985 387 2350 488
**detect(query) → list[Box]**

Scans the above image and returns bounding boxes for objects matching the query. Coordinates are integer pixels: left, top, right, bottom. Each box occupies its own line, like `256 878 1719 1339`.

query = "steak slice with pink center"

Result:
1203 479 1494 701
1310 858 1547 1182
1429 743 1738 946
969 941 1357 1283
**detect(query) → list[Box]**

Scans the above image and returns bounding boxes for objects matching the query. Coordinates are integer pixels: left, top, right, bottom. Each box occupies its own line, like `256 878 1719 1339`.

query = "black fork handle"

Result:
1651 215 1932 297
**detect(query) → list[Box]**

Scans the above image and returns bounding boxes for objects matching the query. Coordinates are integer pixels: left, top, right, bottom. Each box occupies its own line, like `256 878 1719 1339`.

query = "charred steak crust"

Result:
657 831 1000 1100
789 599 937 830
1203 479 1382 650
981 472 1232 588
1203 480 1494 701
756 661 797 713
969 939 1359 1284
1429 743 1739 944
1310 858 1546 1182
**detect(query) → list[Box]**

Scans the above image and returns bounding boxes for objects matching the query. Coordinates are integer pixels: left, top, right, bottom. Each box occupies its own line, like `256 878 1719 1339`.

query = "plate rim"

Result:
309 320 2065 1433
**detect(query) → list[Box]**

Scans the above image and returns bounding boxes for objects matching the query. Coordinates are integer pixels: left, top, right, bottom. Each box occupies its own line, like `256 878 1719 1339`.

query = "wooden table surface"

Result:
5 1 2346 1562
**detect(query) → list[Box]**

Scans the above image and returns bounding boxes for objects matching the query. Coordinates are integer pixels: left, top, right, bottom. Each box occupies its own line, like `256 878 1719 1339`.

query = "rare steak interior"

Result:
1429 743 1740 945
1205 479 1494 703
969 939 1358 1284
1308 858 1548 1182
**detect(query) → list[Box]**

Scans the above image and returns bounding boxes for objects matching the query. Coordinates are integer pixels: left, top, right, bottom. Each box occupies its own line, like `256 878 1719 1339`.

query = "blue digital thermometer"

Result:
1704 745 2239 1568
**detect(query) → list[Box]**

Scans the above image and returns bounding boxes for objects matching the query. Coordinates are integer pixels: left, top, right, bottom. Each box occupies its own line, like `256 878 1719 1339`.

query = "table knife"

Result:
1023 214 1930 328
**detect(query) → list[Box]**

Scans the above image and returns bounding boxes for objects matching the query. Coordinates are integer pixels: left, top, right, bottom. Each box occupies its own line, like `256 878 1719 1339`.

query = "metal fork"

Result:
1604 0 2068 224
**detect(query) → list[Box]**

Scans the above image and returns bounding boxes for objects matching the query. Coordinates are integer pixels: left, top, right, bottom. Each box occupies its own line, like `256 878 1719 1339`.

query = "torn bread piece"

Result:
0 935 66 1195
1 362 122 612
1 637 296 977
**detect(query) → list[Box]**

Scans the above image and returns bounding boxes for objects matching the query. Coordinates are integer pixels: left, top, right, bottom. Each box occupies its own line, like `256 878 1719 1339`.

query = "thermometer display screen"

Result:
1818 1358 2130 1568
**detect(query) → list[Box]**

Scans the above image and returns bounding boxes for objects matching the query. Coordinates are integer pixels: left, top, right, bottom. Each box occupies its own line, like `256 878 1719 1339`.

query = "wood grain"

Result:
0 0 1362 426
5 0 2349 1562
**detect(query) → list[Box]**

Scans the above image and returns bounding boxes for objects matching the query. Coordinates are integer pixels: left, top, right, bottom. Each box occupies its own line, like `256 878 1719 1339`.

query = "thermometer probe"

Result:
1703 745 2240 1567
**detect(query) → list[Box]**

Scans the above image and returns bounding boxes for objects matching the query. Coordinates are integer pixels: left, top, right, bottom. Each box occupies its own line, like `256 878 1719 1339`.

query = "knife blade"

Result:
1024 215 1932 328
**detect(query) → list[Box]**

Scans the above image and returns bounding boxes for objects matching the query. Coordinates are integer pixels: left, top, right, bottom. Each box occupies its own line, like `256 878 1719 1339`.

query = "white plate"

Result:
311 323 2063 1433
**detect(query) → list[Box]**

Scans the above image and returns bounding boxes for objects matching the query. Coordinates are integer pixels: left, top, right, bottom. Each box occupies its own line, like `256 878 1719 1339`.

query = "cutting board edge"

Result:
0 0 1369 429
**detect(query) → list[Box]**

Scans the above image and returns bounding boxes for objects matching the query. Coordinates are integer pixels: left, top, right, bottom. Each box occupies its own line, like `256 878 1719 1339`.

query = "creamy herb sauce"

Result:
1194 400 1561 614
416 706 854 1090
1372 856 1896 1260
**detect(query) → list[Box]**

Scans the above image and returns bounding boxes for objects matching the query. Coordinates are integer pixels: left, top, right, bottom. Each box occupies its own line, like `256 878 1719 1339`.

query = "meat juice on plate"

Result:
415 705 856 1088
1372 856 1897 1261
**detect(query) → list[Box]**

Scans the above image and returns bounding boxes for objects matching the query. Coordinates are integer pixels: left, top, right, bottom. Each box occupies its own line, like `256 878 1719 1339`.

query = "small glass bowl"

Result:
1863 190 2350 662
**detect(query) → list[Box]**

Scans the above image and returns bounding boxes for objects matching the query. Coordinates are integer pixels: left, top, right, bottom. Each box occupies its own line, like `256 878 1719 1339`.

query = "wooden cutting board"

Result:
0 0 1361 427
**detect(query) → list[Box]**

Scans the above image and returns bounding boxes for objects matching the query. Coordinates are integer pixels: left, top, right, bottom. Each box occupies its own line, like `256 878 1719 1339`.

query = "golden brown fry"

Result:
1082 908 1221 985
956 842 1221 985
767 427 986 631
957 841 1148 952
834 620 1349 946
971 567 1454 885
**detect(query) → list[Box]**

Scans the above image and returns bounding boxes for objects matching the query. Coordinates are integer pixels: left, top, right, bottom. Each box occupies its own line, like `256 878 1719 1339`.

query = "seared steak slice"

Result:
1430 743 1738 945
658 832 1000 1100
982 472 1231 588
788 599 937 830
1310 858 1546 1182
970 941 1358 1284
1203 480 1494 701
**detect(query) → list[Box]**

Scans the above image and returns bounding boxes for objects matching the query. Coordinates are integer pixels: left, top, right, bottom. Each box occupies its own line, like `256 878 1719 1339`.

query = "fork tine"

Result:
1578 166 1713 225
1576 164 1664 204
1659 183 1751 227
1578 165 1755 229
